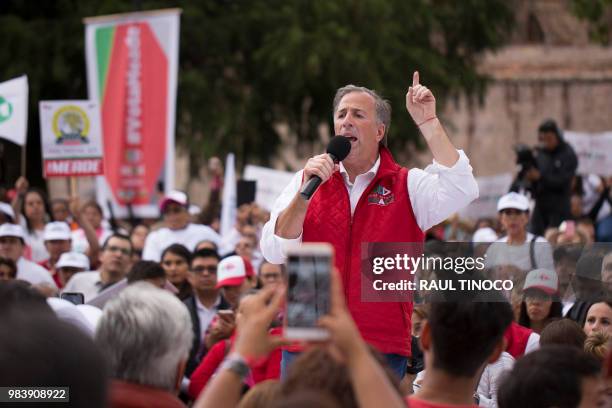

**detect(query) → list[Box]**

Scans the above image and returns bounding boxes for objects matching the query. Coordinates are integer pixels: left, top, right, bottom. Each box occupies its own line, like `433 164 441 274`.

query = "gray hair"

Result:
94 282 193 391
332 85 392 143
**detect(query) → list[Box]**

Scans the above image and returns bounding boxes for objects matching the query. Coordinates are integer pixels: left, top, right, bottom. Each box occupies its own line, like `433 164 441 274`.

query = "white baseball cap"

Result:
472 227 498 243
56 252 90 270
0 202 15 221
216 255 254 289
0 223 25 240
523 268 559 295
159 190 188 212
497 192 530 212
43 222 72 241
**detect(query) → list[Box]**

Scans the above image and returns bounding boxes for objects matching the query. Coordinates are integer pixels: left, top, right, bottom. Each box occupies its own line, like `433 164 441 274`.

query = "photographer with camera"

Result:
512 119 578 236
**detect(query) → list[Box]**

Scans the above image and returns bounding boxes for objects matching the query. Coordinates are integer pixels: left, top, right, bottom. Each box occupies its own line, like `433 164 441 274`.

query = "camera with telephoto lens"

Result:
510 144 538 193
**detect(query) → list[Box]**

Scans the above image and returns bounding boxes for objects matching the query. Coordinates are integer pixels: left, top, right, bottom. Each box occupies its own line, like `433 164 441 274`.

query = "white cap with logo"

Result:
159 190 189 212
523 268 559 295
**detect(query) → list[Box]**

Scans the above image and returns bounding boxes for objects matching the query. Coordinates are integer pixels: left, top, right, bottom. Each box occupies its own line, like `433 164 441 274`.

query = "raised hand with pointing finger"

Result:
406 71 437 127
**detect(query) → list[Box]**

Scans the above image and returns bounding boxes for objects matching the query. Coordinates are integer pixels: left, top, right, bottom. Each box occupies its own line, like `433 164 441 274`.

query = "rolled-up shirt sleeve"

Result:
260 170 304 264
408 149 479 231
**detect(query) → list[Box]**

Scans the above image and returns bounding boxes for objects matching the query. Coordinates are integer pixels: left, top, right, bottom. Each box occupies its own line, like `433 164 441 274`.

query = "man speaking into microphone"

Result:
261 72 479 377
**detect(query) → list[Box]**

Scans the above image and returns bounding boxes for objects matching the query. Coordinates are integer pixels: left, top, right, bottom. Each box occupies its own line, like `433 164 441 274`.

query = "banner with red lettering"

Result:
39 100 104 177
84 9 180 218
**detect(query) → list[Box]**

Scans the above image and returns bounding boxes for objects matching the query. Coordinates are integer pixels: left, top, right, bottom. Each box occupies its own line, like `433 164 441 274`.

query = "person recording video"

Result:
511 119 578 236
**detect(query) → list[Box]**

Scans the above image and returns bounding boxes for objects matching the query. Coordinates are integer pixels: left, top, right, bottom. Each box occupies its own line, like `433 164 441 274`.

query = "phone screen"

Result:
60 292 84 305
286 253 331 329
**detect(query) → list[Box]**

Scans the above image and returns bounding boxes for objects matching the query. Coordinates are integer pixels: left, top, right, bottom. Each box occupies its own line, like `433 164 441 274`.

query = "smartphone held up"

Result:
284 243 333 341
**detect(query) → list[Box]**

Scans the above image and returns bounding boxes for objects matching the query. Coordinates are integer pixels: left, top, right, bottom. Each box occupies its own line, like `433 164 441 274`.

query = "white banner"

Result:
220 153 237 238
0 75 28 146
39 100 104 177
243 164 294 211
565 131 612 176
459 173 514 219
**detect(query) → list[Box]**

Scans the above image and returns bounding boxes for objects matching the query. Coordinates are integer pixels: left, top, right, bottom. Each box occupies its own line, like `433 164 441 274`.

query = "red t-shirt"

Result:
406 396 477 408
188 327 282 399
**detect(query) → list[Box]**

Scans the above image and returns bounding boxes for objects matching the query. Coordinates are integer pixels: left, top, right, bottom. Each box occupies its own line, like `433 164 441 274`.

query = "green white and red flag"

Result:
84 9 180 218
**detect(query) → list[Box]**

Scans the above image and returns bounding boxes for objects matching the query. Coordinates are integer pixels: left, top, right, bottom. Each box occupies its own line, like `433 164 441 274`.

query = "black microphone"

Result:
300 135 351 200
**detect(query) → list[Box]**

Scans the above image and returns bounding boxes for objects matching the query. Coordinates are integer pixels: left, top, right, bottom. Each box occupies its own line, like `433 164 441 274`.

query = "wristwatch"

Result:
220 352 251 379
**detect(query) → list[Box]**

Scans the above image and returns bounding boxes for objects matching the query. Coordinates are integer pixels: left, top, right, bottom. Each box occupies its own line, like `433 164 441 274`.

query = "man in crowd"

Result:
196 256 256 363
126 260 167 289
95 283 192 408
527 119 578 235
258 261 285 289
183 248 230 377
497 346 601 407
409 298 514 407
143 190 221 262
0 223 57 288
63 233 132 302
261 72 479 376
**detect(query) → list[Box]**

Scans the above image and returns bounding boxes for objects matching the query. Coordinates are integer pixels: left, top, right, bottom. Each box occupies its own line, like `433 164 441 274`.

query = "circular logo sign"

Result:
0 96 13 124
52 105 90 145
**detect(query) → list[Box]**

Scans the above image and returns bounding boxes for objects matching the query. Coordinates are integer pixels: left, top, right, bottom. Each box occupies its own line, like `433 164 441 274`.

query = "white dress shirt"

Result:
195 295 222 337
261 149 479 263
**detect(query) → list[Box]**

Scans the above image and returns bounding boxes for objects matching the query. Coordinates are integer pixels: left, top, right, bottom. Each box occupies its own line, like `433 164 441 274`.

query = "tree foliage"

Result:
0 0 514 181
570 0 612 45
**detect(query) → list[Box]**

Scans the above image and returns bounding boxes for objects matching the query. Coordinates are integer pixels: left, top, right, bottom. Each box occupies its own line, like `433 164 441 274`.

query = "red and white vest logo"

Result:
367 184 394 206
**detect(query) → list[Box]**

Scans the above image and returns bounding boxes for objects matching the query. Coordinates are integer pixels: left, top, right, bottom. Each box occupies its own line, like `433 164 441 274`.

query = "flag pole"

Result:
70 176 78 198
20 142 26 176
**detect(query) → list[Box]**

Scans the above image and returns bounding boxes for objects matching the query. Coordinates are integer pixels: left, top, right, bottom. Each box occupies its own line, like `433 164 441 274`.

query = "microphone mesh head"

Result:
327 135 351 161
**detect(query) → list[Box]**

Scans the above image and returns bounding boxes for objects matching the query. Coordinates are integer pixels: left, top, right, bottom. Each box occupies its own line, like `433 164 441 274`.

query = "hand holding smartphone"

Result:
285 243 333 341
217 309 235 322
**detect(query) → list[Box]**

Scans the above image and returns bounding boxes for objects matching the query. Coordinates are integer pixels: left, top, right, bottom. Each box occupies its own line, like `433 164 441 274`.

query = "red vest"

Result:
504 322 533 358
303 147 424 356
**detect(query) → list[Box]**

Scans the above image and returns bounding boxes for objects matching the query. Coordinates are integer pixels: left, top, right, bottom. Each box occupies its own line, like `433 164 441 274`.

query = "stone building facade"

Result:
413 0 612 176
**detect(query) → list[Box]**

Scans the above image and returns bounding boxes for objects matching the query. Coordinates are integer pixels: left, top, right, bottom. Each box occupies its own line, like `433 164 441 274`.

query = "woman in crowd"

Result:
160 243 192 300
129 223 150 263
18 187 52 262
518 269 563 334
584 300 612 336
71 200 112 254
